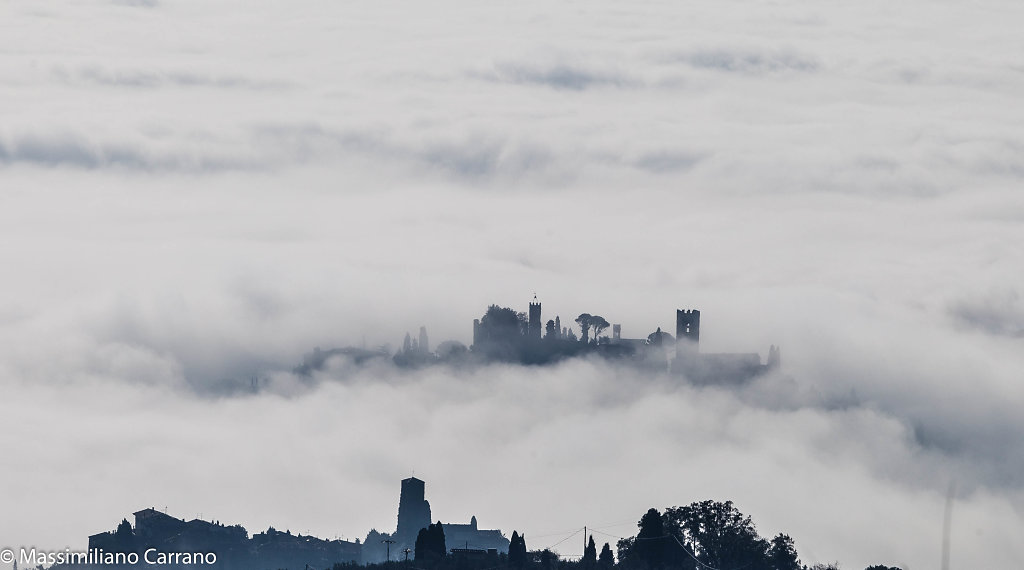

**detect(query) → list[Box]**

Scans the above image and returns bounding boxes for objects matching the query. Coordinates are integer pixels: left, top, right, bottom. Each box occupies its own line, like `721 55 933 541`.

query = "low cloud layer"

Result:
2 357 1022 569
670 48 820 74
950 288 1024 338
481 61 639 90
1 0 1023 569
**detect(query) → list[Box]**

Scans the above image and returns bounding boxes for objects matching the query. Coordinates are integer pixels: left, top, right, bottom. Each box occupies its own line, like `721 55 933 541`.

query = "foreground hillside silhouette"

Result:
71 479 902 570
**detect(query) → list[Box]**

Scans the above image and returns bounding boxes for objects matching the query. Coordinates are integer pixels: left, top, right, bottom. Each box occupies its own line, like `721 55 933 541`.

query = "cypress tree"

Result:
583 535 598 566
509 531 526 567
598 543 614 568
415 521 447 563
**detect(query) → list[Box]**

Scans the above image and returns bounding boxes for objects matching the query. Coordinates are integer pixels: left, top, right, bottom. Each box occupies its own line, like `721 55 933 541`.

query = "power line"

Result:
530 527 592 539
588 520 637 530
590 529 626 541
544 528 585 548
668 534 718 570
634 534 756 570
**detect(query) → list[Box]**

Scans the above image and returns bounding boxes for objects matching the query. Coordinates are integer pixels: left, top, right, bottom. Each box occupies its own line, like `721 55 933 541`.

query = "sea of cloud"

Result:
1 0 1023 568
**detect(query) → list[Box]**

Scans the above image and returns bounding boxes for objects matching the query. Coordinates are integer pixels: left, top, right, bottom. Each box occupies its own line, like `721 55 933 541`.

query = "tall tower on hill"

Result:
396 477 431 545
528 296 542 341
676 309 701 356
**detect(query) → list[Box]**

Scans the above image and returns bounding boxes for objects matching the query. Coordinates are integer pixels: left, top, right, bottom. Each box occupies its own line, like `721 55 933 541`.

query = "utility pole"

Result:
383 539 396 562
583 526 587 560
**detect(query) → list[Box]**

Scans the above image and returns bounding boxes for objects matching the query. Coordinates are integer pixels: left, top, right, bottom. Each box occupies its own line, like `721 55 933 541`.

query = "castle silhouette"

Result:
363 477 509 563
296 299 781 384
370 299 780 383
80 478 507 569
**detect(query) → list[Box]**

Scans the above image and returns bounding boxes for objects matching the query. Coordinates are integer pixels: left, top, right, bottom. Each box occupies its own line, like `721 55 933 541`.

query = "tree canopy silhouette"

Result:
575 313 593 343
633 508 668 569
616 501 806 570
509 531 528 567
582 535 597 567
766 534 800 570
591 315 610 341
115 518 132 538
415 521 447 563
598 542 614 569
474 305 530 361
480 305 528 341
663 500 769 570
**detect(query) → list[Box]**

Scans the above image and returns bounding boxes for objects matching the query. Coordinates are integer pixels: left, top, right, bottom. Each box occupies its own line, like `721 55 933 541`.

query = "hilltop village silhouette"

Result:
298 299 781 384
79 478 505 570
72 476 879 570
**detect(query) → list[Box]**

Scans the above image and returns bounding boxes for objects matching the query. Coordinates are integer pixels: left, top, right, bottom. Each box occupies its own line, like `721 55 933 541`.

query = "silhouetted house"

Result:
443 516 509 552
608 323 646 352
133 507 187 542
82 507 360 570
86 526 135 560
449 547 499 564
251 528 360 570
601 324 672 367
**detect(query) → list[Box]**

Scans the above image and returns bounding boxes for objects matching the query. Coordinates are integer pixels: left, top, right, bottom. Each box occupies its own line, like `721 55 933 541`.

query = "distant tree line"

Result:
330 500 900 570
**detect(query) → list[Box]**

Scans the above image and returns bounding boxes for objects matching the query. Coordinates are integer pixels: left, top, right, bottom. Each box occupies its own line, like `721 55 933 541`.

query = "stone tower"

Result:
528 298 542 341
396 477 431 545
676 309 701 355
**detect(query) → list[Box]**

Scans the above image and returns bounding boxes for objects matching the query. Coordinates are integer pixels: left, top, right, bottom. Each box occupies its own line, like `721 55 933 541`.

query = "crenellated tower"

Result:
676 309 701 354
528 296 542 341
